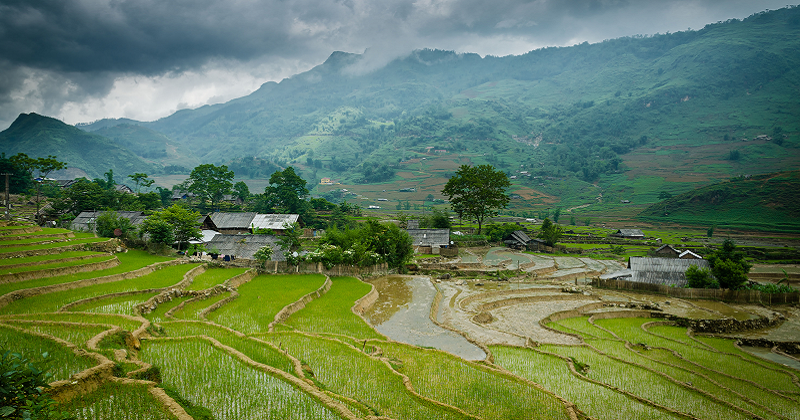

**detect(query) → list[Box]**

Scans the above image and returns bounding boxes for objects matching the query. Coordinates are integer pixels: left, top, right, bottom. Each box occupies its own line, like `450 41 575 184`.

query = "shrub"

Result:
686 265 719 289
0 350 72 420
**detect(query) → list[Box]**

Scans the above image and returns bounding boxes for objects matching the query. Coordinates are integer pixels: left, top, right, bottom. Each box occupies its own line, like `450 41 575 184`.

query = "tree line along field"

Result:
1 223 799 419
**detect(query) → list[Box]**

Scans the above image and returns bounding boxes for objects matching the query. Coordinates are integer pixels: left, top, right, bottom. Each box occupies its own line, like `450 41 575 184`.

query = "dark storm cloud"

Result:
0 0 794 128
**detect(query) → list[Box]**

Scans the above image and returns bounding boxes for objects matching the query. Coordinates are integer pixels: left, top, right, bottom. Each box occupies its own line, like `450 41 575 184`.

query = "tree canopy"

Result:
707 239 752 289
140 204 201 250
188 164 234 209
264 167 309 214
538 218 563 247
441 164 510 234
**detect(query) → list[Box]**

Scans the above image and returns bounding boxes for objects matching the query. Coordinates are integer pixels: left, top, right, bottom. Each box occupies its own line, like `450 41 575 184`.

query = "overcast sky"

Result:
0 0 793 130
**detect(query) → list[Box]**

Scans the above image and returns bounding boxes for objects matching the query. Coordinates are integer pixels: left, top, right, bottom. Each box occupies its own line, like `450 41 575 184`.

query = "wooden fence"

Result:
592 278 800 305
210 259 391 277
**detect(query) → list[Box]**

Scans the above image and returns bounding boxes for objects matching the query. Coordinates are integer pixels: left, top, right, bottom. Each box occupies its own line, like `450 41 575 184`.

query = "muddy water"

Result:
365 276 486 361
690 300 758 321
741 346 800 372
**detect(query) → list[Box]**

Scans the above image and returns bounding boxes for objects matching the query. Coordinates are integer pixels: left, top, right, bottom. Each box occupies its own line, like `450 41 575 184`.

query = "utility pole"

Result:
1 173 10 220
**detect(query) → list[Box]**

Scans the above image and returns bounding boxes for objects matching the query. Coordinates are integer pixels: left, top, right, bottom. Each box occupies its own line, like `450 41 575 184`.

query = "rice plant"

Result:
595 317 800 394
0 250 174 299
3 321 109 347
159 321 296 376
491 345 683 420
0 324 96 381
0 237 107 253
0 263 199 315
587 338 786 420
379 341 572 420
283 277 383 340
139 338 342 420
58 380 174 420
540 343 761 420
552 316 616 339
209 274 327 334
144 297 192 324
0 312 143 331
260 332 468 419
171 293 231 320
187 267 248 291
0 251 101 266
68 292 160 315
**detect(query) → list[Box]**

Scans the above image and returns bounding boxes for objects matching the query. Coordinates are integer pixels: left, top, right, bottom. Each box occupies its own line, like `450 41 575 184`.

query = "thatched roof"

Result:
210 212 257 230
626 256 710 287
250 214 300 230
205 234 285 260
406 228 450 247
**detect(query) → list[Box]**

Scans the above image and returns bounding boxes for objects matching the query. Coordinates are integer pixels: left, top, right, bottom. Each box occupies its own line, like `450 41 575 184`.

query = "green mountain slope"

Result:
638 170 800 233
69 7 800 214
0 113 154 179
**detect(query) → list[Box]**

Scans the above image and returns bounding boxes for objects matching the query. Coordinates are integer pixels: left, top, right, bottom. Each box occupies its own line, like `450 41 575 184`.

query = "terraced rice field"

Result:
1 223 798 419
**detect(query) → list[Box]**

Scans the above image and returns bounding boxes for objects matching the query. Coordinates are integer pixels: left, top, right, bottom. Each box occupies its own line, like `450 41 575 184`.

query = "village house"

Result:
653 244 681 258
406 228 450 255
611 229 645 239
204 234 285 261
600 256 711 287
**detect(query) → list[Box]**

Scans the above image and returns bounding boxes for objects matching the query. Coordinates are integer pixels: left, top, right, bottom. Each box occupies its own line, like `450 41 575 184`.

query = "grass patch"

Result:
0 251 105 267
0 254 116 275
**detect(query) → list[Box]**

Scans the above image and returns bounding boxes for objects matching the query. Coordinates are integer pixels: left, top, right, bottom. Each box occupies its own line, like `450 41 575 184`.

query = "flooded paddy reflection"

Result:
365 275 486 361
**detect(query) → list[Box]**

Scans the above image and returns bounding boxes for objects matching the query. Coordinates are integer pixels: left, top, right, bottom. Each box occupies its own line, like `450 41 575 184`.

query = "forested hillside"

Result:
3 7 799 214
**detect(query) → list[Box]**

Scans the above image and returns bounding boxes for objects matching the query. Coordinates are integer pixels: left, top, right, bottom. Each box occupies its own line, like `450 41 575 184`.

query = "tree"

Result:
253 245 274 269
188 164 234 209
707 239 752 289
10 154 66 215
441 165 510 234
0 154 33 194
141 204 201 250
686 265 718 289
553 208 561 223
264 167 308 214
233 181 250 202
538 218 563 247
658 191 673 201
94 211 136 239
128 173 154 194
0 350 72 420
278 222 303 264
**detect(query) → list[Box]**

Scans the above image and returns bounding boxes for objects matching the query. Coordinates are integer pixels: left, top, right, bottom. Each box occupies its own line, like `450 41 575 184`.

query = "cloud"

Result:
0 0 795 129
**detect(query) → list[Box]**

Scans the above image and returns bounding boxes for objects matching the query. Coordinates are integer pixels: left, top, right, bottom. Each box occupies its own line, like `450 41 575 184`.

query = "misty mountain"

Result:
9 7 800 209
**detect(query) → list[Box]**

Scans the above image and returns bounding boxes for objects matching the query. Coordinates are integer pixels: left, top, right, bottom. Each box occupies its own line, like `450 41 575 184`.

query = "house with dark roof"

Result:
204 234 285 260
210 212 257 234
600 256 711 287
653 244 681 258
504 230 543 250
70 211 147 232
406 228 450 254
171 190 197 201
612 229 645 239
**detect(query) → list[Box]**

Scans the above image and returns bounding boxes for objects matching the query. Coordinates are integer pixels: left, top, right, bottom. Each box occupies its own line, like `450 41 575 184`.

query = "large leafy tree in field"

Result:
10 153 66 214
441 164 510 234
188 164 234 209
538 218 563 247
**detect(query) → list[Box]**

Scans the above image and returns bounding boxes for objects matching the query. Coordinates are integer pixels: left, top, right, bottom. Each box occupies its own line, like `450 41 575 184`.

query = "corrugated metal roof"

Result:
406 229 450 246
210 212 256 229
205 234 285 260
250 214 300 230
627 256 710 286
615 229 645 237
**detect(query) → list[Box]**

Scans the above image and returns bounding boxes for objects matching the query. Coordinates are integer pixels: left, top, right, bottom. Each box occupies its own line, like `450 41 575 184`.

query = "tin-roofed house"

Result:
209 212 257 234
406 228 450 255
250 214 301 234
612 229 645 239
621 256 711 287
